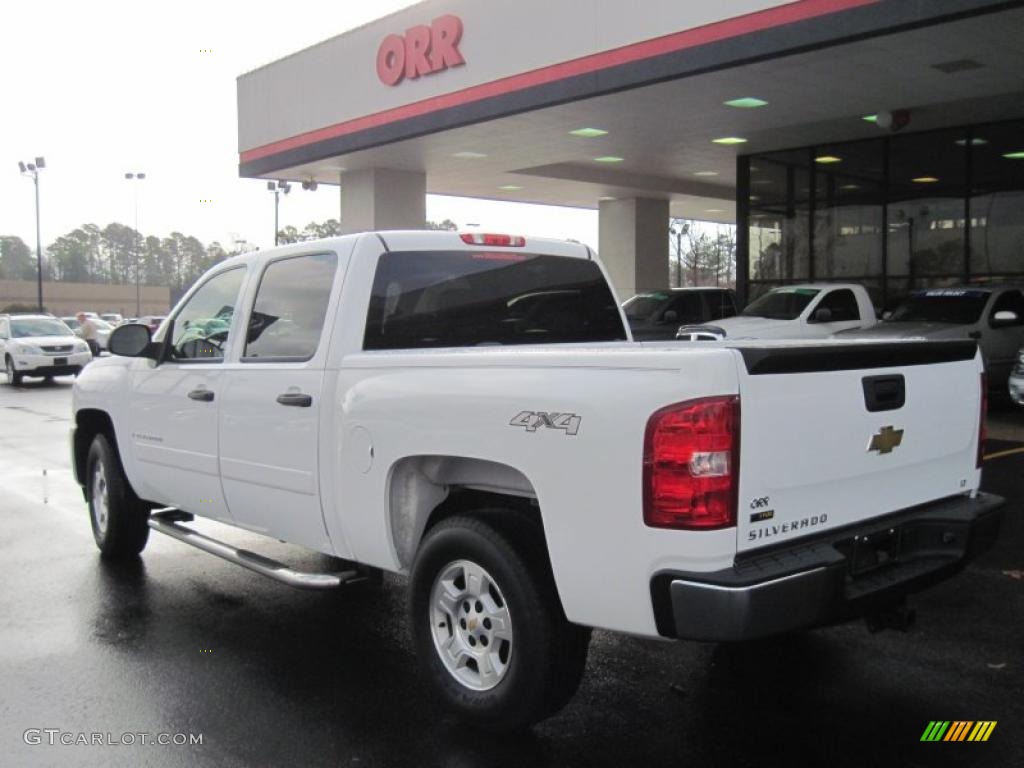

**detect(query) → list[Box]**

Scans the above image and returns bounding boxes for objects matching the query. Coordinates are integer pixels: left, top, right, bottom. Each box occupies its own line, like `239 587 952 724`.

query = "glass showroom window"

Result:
887 128 968 288
970 120 1024 281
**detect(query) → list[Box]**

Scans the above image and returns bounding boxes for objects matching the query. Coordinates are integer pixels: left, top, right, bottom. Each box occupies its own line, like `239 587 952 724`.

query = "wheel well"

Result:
387 455 545 570
73 409 116 489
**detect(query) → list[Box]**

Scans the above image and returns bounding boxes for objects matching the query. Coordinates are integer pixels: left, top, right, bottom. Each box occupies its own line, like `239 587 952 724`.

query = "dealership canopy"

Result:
237 0 1024 301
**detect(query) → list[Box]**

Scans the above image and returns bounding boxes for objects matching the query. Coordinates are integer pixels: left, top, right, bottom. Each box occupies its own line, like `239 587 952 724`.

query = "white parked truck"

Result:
676 282 877 340
71 231 1002 730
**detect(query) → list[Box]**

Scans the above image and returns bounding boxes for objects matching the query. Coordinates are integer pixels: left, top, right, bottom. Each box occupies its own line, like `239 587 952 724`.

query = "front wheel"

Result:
86 433 150 557
5 356 22 386
410 512 590 731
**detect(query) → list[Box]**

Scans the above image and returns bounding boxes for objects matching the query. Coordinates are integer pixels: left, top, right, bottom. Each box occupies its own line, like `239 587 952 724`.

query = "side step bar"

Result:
148 510 364 590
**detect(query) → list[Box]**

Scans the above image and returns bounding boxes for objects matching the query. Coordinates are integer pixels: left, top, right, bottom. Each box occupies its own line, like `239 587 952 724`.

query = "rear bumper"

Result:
652 492 1003 642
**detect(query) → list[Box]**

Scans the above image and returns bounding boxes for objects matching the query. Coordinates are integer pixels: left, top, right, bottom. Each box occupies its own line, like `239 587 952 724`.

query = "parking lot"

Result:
1 376 1021 768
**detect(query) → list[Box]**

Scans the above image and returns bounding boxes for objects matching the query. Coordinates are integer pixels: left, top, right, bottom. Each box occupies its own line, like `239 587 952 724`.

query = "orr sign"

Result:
376 15 465 86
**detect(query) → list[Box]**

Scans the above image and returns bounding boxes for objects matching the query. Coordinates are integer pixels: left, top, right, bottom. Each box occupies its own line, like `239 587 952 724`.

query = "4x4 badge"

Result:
868 425 904 454
509 411 581 436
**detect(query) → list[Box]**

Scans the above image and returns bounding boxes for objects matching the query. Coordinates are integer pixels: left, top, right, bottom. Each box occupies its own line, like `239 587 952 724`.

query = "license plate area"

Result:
53 357 68 365
837 528 903 578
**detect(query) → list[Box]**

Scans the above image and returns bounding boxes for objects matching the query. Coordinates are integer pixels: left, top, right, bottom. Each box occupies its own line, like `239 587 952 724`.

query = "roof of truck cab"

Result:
218 231 593 268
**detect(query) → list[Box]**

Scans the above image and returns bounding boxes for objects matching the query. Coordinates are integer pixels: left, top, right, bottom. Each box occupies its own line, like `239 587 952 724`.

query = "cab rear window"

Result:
363 251 626 350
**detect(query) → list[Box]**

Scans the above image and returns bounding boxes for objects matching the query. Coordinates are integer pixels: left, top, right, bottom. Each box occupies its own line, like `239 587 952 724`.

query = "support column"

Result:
598 197 669 301
339 168 426 234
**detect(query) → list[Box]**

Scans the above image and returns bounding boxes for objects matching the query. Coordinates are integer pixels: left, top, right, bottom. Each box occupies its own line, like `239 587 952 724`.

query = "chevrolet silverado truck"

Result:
71 231 1002 730
676 282 877 340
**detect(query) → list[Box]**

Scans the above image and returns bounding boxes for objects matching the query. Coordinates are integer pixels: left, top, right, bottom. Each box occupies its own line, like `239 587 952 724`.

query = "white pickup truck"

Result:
676 282 877 340
71 231 1002 730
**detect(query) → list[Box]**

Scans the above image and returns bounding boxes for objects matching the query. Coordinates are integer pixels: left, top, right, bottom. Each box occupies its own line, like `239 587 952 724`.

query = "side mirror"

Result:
992 310 1020 327
109 323 157 359
811 307 833 323
662 310 679 324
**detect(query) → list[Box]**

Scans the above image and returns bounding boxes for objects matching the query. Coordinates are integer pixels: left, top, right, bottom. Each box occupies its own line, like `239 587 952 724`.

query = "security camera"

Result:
875 109 910 133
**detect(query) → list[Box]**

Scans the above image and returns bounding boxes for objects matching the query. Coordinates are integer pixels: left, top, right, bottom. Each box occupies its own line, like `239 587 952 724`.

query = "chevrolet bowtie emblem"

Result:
869 425 904 454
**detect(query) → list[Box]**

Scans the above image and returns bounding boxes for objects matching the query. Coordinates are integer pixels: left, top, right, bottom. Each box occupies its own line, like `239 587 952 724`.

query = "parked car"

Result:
60 316 82 336
92 318 114 351
836 286 1024 388
100 313 124 325
1 313 92 385
135 315 167 333
71 231 1001 730
62 315 112 351
622 287 736 340
1009 346 1024 406
677 283 877 340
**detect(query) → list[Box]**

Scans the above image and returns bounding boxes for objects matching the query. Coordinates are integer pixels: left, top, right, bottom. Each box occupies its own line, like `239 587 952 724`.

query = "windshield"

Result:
62 318 81 330
622 293 669 320
887 290 990 324
11 318 75 338
741 288 819 320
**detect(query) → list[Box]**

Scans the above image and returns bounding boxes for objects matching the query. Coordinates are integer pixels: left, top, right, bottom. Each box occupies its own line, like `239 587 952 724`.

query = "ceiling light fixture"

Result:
593 156 624 163
705 208 725 213
452 151 487 159
862 114 879 123
1002 151 1024 160
955 138 988 147
498 184 523 191
570 127 608 137
693 170 719 177
912 176 940 184
815 155 842 164
724 97 768 108
712 137 748 145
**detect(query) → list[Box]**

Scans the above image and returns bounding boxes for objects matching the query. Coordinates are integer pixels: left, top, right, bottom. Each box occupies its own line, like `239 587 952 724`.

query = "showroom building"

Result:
237 0 1024 305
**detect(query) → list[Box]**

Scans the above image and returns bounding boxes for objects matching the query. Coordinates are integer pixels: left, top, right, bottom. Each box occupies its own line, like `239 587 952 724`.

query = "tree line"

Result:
1 224 248 305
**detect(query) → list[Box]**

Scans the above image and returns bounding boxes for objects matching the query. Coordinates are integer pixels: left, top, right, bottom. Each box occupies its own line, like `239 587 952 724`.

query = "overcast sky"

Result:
0 0 599 253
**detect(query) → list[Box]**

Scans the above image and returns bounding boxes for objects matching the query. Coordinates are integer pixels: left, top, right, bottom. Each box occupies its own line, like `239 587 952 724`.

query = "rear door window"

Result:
364 251 626 350
243 252 339 361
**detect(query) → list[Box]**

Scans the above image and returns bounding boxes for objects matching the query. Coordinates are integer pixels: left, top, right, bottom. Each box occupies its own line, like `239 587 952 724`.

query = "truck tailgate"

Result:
734 341 982 553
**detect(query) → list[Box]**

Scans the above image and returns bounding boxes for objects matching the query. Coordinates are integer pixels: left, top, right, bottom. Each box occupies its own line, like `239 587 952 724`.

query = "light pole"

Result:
125 172 146 315
18 157 46 311
267 180 291 245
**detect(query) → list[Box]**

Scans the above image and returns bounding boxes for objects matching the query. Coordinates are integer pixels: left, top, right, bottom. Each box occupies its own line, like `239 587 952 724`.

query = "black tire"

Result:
409 511 591 731
5 356 22 387
86 433 150 558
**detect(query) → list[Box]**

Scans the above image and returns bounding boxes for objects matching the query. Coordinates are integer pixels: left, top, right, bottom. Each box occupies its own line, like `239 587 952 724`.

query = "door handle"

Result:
276 392 312 407
188 388 215 402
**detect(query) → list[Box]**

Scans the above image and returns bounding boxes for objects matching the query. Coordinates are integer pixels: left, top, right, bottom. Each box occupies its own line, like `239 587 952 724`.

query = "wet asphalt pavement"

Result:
0 377 1021 768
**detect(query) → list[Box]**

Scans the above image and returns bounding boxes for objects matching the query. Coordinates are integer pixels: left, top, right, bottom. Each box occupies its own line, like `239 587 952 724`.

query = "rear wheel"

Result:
87 433 150 557
410 512 590 731
5 356 22 386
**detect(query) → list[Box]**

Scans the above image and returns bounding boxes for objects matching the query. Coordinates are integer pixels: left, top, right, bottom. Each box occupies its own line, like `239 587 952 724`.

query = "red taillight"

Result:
460 232 526 247
643 396 740 530
978 373 987 468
